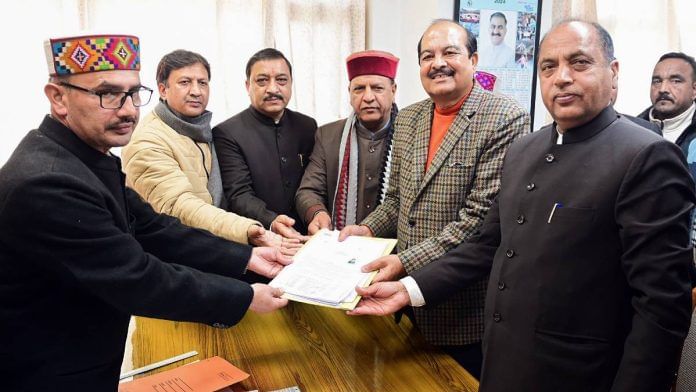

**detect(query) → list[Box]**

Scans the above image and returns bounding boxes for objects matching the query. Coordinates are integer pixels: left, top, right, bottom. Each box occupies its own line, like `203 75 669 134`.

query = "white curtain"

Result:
0 0 365 165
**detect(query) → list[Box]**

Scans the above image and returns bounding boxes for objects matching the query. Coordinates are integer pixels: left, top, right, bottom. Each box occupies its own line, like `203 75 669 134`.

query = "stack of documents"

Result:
269 229 397 310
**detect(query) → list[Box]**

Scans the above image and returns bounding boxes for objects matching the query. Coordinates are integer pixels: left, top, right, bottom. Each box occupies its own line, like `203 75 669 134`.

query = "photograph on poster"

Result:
458 8 481 37
516 12 537 69
454 0 541 115
478 10 518 69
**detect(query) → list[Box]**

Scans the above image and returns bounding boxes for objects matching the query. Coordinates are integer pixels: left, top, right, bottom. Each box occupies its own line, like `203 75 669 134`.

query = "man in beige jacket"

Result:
123 50 299 251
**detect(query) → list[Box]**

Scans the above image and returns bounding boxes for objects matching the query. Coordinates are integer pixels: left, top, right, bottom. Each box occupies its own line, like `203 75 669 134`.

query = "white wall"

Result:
366 0 455 109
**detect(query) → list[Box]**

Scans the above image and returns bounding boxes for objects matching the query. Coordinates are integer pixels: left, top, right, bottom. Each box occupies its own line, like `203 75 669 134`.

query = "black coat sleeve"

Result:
611 141 695 391
213 126 278 227
411 196 501 306
2 174 254 327
126 188 253 277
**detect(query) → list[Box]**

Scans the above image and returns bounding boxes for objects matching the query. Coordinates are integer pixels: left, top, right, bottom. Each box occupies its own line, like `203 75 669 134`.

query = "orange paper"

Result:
119 356 250 392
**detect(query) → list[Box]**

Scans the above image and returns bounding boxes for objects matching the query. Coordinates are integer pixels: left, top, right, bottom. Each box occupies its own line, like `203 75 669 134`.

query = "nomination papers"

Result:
269 229 397 310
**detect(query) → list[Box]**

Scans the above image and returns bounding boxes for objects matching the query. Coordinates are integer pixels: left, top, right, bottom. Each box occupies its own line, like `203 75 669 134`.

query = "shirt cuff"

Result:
399 276 426 307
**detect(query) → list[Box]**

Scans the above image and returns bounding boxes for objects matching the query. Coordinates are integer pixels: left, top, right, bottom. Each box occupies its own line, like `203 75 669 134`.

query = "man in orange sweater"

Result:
339 19 529 378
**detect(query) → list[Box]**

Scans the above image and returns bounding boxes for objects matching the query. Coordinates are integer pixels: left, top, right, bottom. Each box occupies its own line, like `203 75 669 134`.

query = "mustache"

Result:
491 33 502 37
428 67 455 79
107 118 136 129
264 93 284 101
656 93 674 102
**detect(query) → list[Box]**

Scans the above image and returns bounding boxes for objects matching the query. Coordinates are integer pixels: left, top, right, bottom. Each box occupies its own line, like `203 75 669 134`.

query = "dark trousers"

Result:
441 342 483 380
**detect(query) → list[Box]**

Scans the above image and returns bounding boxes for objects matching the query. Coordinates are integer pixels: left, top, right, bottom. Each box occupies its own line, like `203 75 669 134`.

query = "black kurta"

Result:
213 106 317 232
0 116 255 391
413 107 695 391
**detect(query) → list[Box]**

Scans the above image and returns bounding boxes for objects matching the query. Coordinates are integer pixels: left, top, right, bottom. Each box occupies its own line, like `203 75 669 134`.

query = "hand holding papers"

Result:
347 282 411 316
269 229 397 310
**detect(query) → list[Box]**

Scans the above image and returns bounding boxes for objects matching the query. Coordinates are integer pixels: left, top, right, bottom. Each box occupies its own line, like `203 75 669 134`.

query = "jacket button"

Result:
526 183 535 191
280 156 287 163
408 219 416 227
367 175 373 181
516 215 525 224
545 153 555 163
369 146 376 153
366 204 371 210
493 313 502 322
506 249 515 258
498 282 506 290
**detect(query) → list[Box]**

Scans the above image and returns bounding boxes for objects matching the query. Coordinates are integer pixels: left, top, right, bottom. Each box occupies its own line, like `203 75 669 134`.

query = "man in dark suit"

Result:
349 20 695 392
213 48 317 239
0 34 289 392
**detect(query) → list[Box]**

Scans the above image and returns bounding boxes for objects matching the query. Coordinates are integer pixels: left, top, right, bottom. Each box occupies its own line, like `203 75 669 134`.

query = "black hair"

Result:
245 48 293 79
156 49 210 85
658 52 696 81
490 12 507 24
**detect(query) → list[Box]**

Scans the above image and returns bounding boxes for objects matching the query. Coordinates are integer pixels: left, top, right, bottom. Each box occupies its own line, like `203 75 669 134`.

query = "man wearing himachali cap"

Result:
0 34 290 391
295 50 399 234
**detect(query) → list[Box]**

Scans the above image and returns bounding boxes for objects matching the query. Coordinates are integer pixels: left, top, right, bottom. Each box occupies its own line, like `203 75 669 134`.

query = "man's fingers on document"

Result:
250 284 288 313
348 282 409 316
355 285 376 297
363 255 405 283
338 224 372 241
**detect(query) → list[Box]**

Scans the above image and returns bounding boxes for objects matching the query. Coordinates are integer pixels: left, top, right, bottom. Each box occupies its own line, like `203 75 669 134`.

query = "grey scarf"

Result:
154 101 224 208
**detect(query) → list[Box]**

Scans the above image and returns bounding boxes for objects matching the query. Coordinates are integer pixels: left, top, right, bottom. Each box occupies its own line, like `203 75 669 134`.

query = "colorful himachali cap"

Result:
474 71 497 91
346 50 399 81
44 34 140 76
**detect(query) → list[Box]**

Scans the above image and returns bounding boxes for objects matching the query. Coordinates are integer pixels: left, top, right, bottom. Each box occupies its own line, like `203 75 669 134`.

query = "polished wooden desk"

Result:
132 302 478 391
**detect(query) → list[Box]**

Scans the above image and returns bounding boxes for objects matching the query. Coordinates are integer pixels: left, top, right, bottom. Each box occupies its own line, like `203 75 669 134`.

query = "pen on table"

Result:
547 202 562 224
119 350 198 380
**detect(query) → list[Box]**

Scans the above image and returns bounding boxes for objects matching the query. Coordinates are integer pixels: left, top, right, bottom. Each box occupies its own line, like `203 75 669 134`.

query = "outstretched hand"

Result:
308 211 333 235
271 214 310 243
347 282 410 316
249 226 303 256
247 246 293 278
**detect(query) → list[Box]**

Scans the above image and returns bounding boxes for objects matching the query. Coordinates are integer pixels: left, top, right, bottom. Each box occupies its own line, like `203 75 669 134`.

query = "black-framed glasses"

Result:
59 82 153 109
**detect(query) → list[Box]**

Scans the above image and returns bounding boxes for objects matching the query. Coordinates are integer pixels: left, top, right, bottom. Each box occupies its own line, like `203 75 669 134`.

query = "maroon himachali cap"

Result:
346 50 399 81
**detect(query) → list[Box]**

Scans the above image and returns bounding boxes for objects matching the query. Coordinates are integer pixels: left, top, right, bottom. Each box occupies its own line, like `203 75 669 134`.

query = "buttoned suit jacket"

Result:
213 106 317 231
361 84 529 345
0 116 254 391
413 108 695 391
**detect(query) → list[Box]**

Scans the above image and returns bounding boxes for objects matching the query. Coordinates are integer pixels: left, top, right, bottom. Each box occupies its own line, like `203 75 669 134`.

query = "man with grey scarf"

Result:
123 50 299 251
296 50 399 234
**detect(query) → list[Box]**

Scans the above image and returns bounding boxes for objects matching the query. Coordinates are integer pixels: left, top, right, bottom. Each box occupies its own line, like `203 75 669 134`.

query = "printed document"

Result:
269 229 396 310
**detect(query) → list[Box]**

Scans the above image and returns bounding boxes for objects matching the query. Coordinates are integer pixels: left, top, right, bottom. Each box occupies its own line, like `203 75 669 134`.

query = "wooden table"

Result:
132 302 479 391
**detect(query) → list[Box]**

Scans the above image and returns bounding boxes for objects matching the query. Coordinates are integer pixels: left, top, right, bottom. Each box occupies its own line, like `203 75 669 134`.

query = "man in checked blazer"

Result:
339 19 529 378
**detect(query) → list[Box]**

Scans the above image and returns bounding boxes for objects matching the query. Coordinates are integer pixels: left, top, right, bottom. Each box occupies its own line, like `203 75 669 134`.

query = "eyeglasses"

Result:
59 82 153 109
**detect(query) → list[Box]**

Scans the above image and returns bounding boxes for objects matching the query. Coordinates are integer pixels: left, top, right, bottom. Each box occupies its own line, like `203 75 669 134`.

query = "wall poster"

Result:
455 0 542 120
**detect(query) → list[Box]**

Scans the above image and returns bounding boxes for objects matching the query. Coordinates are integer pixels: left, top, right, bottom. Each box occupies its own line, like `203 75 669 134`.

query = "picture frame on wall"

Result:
455 0 543 122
